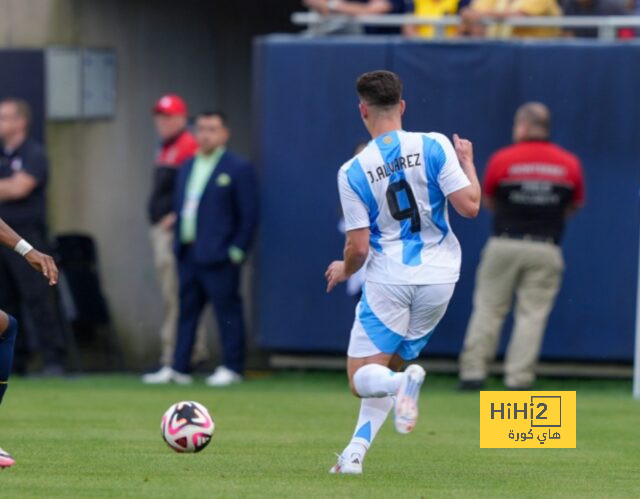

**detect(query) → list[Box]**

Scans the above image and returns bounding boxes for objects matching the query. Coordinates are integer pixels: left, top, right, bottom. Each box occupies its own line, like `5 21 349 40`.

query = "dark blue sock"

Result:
0 315 17 405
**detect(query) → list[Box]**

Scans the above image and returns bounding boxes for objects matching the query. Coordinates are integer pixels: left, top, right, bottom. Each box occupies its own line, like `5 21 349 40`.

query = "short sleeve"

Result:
23 147 48 185
432 134 471 197
338 168 370 231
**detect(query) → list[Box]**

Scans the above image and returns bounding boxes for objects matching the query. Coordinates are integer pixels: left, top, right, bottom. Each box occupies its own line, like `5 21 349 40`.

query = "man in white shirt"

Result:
325 70 480 474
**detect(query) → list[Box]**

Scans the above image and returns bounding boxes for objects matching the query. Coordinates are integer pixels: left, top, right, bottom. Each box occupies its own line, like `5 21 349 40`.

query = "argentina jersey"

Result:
338 130 471 285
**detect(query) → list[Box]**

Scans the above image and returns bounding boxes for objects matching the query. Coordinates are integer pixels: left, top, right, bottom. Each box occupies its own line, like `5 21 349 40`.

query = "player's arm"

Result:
344 228 370 274
326 168 371 293
0 171 38 201
0 217 58 286
447 134 481 218
326 228 369 293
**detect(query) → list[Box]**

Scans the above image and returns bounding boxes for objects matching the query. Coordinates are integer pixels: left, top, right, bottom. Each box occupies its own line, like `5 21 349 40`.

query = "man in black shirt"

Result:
0 97 66 374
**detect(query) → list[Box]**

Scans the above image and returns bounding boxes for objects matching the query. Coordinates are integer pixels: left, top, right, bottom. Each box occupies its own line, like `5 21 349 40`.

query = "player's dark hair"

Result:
0 97 32 127
356 71 403 108
196 110 228 127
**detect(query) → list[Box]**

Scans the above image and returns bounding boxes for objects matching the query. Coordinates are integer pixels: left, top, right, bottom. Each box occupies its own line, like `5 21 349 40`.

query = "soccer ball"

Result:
161 401 214 453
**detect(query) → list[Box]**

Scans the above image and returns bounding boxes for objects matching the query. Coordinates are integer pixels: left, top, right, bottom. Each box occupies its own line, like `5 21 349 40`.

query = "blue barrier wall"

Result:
254 36 640 362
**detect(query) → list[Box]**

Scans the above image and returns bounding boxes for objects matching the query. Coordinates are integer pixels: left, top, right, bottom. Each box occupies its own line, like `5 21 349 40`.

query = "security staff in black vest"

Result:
0 98 66 375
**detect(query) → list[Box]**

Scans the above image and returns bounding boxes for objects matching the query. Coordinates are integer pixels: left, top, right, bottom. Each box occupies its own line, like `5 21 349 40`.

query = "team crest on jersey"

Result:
383 135 393 145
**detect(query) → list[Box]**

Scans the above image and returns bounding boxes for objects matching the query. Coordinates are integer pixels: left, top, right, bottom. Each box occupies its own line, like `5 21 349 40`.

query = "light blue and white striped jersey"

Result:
338 130 471 285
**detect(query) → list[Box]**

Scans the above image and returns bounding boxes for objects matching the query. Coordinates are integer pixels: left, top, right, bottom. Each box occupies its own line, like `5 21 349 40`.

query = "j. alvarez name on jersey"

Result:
337 130 471 285
366 153 422 184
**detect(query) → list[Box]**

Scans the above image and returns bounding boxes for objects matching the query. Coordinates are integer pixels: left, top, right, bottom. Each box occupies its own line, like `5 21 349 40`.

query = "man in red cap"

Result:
143 94 209 382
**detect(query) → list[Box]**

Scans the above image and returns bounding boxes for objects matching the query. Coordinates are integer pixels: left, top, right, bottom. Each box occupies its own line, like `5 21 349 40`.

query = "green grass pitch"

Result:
1 372 639 498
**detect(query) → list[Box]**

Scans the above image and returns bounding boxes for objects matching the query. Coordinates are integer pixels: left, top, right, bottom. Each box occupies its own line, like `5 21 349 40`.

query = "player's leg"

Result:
0 309 18 468
504 243 563 389
458 238 520 388
347 353 402 397
345 282 413 395
0 250 26 375
393 283 456 433
0 310 18 404
330 353 398 474
330 283 410 474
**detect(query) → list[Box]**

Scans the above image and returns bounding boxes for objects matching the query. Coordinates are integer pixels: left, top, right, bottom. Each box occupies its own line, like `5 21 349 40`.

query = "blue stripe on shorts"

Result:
358 288 404 354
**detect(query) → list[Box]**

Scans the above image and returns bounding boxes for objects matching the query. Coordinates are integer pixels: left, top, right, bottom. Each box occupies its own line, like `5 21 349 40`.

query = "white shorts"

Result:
347 281 455 361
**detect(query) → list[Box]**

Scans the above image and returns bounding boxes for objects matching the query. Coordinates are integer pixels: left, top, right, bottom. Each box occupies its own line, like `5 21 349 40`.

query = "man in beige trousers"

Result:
458 103 585 390
143 95 209 381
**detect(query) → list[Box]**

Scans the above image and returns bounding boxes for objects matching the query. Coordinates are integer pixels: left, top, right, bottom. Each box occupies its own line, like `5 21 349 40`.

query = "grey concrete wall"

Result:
47 1 221 367
0 0 299 368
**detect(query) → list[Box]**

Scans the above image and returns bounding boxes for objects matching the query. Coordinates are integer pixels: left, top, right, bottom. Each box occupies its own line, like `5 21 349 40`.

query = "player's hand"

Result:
453 133 474 167
325 260 347 293
24 250 59 286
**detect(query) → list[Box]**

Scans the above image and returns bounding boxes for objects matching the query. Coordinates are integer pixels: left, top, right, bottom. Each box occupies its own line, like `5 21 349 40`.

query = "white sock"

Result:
353 364 404 398
343 396 394 459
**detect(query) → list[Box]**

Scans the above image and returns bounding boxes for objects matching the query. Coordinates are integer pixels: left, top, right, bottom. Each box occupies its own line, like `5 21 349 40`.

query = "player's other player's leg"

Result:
349 353 426 435
393 282 456 434
330 353 426 475
329 283 425 475
329 282 454 474
0 310 18 469
330 352 399 475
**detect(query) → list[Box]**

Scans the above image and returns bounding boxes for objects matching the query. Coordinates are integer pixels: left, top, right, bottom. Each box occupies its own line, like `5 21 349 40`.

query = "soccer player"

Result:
0 217 58 468
325 70 480 474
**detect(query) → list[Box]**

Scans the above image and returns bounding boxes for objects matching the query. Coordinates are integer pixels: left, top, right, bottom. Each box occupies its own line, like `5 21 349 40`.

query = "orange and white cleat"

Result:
0 447 15 469
394 364 426 434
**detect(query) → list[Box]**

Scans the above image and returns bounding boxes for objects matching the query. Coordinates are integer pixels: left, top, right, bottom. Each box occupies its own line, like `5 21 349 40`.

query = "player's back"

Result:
338 130 470 286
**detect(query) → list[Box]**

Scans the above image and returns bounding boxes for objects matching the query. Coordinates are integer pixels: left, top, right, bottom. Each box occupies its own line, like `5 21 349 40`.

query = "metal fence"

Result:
292 12 640 40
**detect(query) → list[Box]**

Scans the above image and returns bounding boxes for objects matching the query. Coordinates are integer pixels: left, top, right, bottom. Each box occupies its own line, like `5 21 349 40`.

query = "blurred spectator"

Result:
404 0 462 38
145 111 258 387
458 103 584 390
562 0 633 38
304 0 408 34
144 95 209 379
460 0 563 38
0 98 66 375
